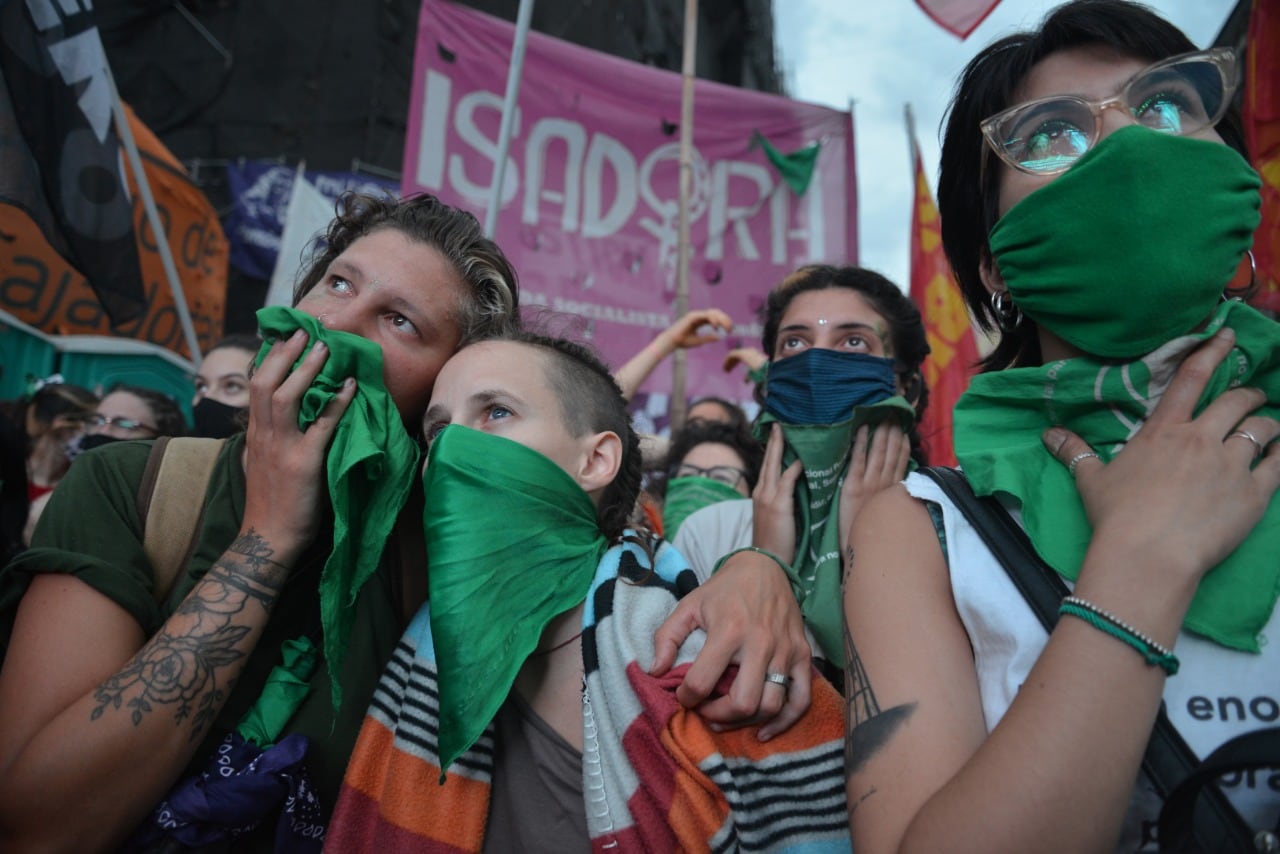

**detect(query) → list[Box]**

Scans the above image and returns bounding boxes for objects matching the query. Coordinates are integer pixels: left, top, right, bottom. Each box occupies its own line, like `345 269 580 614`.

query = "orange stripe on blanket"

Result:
654 676 846 847
340 717 489 848
667 673 846 763
666 755 732 847
341 716 395 800
654 707 732 845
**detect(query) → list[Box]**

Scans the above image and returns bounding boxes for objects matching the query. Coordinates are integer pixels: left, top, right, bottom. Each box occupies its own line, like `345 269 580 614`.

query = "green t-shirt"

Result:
0 434 411 849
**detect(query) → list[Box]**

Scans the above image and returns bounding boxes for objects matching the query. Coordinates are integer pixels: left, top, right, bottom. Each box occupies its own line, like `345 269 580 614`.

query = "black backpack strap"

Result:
1158 727 1280 853
921 466 1067 622
918 466 1258 854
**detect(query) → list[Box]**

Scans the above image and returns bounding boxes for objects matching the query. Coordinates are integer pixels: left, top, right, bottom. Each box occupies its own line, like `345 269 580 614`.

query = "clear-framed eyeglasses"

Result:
980 48 1238 176
88 413 158 435
671 463 748 489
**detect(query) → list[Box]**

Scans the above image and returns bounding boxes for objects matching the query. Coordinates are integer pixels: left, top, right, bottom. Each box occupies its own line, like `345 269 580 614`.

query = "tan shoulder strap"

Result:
138 436 226 606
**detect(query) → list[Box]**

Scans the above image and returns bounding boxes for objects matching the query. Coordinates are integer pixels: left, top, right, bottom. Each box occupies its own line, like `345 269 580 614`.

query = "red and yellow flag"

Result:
908 147 979 467
1246 0 1280 313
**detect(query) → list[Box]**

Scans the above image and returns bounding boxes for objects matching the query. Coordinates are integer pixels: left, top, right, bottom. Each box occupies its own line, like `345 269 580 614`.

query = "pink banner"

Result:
404 0 857 410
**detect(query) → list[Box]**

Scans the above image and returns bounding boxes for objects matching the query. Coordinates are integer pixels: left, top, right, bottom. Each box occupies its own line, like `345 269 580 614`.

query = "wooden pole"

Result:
671 0 698 434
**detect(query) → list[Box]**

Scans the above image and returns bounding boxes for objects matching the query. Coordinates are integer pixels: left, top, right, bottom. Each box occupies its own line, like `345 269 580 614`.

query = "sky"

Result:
772 0 1239 289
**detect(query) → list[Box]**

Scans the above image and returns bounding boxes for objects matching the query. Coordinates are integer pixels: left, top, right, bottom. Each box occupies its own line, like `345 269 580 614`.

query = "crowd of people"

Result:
0 335 262 561
0 1 1276 851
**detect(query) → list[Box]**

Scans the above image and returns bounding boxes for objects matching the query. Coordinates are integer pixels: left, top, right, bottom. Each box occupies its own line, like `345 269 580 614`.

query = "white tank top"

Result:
905 471 1279 851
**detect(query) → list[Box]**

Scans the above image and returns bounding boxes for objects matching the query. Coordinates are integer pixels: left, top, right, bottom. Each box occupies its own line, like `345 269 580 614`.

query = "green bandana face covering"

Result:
255 306 420 712
752 396 916 664
988 126 1261 359
954 300 1280 652
662 476 744 539
422 425 607 773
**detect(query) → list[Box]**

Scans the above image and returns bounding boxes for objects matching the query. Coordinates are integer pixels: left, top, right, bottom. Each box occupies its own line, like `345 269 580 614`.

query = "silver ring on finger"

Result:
1067 451 1100 478
1227 429 1264 461
764 671 791 689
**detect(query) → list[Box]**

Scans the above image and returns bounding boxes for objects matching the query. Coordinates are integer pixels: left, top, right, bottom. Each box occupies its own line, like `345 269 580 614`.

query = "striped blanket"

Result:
327 537 851 852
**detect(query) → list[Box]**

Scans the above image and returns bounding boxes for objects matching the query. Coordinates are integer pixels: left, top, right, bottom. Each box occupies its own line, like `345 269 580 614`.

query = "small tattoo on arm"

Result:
206 565 277 609
844 620 916 777
844 621 878 726
846 704 916 776
848 787 878 817
226 530 290 580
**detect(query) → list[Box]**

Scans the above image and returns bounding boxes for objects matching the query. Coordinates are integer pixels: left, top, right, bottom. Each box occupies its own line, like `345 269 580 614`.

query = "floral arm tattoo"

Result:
90 531 288 741
843 545 916 779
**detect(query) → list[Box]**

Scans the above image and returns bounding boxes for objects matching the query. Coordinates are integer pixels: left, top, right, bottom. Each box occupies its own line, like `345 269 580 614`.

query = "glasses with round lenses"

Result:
672 463 747 489
981 48 1238 176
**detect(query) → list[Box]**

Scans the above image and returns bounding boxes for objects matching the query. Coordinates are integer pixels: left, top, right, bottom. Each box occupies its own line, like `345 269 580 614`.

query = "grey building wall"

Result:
94 0 781 330
97 0 782 178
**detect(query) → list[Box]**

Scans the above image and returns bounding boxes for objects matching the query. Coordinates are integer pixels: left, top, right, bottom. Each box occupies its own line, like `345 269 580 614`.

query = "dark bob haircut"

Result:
937 0 1247 371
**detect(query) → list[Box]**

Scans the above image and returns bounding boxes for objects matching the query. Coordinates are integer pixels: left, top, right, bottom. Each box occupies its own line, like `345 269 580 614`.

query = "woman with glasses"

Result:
89 384 188 441
656 418 763 539
22 383 185 549
841 2 1279 851
660 264 930 729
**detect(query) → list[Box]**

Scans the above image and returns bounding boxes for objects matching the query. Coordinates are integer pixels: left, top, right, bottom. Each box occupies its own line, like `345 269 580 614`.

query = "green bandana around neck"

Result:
954 300 1280 651
422 425 607 774
255 306 420 712
753 396 916 664
989 126 1261 359
662 476 745 539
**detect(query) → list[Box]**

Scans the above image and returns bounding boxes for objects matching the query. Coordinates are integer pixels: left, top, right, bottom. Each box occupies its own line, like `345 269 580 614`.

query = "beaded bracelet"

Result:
1059 595 1180 676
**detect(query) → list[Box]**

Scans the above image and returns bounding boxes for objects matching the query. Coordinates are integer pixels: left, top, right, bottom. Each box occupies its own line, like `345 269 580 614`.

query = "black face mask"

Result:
66 433 122 461
192 398 246 439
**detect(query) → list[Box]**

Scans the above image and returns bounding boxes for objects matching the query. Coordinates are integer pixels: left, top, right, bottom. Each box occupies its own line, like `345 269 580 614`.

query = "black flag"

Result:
0 0 147 324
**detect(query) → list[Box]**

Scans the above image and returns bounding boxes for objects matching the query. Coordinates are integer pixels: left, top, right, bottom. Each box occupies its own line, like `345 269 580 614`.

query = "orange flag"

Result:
0 103 227 359
1246 0 1280 313
908 140 979 467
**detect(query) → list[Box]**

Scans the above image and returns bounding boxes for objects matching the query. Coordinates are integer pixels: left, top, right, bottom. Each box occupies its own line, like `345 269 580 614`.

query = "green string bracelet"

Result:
712 546 804 600
1059 599 1180 676
713 545 789 575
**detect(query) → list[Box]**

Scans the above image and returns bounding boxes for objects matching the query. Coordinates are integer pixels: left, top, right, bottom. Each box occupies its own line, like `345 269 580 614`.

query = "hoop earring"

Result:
897 369 920 405
990 289 1023 332
1221 249 1257 303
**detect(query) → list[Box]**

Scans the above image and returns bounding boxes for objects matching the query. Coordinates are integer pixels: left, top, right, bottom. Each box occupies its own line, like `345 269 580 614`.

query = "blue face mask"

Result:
763 349 898 425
